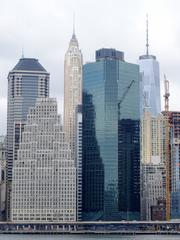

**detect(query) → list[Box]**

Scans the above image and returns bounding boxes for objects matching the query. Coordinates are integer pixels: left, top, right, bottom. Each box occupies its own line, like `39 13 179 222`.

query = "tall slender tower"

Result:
64 27 83 160
139 15 161 117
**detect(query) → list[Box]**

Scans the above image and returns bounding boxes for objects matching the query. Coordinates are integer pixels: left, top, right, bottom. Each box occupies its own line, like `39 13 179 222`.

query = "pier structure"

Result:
0 221 180 234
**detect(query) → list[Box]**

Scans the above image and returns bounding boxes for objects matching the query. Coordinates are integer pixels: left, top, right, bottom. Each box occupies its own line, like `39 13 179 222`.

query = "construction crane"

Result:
164 75 170 112
164 74 170 221
118 80 135 119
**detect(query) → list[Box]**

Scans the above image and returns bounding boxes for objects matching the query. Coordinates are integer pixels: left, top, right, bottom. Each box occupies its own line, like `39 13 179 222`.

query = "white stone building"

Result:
12 98 76 222
64 30 83 160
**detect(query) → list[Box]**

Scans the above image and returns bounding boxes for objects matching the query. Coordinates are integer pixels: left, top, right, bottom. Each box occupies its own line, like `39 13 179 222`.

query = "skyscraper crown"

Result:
139 15 156 60
12 58 47 72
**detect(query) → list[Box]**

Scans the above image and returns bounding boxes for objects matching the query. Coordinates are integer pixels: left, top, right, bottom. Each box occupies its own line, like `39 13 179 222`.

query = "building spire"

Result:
21 48 24 58
73 13 75 36
146 14 149 55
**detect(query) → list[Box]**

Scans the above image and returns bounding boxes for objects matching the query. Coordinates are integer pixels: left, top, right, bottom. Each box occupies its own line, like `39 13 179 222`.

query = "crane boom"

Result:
118 80 135 118
164 74 170 112
164 74 170 221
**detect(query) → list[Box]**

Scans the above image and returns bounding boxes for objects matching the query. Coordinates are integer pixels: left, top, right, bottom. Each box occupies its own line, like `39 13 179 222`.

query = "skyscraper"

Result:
169 111 180 219
140 108 166 220
12 98 76 222
6 58 49 219
64 30 83 160
138 16 161 117
82 48 140 221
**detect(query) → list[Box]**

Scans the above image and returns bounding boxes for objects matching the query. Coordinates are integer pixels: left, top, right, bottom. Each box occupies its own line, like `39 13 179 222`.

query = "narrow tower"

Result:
138 15 161 117
64 26 83 160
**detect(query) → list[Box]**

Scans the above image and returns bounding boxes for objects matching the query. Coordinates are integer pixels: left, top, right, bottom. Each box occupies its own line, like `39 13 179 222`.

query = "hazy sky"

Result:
0 0 180 134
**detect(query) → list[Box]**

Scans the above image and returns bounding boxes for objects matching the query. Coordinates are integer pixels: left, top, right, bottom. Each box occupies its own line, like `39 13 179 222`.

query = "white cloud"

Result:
0 97 7 135
0 0 180 134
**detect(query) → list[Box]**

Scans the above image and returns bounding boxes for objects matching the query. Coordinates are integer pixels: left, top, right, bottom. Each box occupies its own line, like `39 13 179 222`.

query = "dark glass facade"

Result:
82 50 140 221
82 92 104 220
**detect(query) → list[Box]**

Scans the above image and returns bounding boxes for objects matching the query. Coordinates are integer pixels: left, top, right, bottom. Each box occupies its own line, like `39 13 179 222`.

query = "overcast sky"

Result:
0 0 180 135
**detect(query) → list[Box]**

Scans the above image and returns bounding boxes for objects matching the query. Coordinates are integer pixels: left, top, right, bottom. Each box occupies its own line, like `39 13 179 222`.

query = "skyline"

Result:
1 0 180 134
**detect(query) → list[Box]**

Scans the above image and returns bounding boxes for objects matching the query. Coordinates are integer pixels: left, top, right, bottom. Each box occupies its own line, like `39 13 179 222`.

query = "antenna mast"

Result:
146 14 149 56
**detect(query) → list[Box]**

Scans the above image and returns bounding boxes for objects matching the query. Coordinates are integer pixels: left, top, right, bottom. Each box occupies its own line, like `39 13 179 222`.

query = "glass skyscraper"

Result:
169 112 180 219
138 17 161 117
82 48 140 221
138 54 161 117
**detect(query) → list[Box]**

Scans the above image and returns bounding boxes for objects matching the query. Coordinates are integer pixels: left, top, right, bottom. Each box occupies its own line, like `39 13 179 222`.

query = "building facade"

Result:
141 109 166 165
64 31 83 160
169 112 180 219
0 136 6 221
141 164 166 220
82 48 140 221
75 105 82 221
140 108 166 220
12 98 76 222
6 57 49 219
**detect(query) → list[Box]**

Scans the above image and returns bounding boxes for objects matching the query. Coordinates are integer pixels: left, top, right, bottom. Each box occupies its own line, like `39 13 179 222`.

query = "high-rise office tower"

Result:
12 98 76 222
140 108 166 220
83 48 140 221
6 58 49 219
64 29 83 160
169 111 180 219
138 16 161 117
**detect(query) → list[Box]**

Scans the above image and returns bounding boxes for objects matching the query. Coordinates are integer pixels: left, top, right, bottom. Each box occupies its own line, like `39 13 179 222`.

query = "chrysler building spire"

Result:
73 13 75 36
64 28 83 160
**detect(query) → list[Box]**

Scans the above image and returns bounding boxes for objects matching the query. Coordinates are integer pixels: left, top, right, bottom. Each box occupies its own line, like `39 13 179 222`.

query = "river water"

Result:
0 235 179 240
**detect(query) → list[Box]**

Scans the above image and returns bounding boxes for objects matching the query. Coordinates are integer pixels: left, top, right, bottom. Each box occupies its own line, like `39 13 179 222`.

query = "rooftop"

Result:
96 48 124 61
139 54 156 60
12 58 47 72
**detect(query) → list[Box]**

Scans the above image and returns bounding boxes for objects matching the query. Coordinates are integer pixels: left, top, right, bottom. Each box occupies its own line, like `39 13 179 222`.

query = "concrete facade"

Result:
12 98 76 222
141 108 166 220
